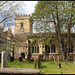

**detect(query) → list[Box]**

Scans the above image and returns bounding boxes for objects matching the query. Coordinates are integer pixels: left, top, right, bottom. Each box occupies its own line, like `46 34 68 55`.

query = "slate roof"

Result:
12 33 29 42
12 32 75 42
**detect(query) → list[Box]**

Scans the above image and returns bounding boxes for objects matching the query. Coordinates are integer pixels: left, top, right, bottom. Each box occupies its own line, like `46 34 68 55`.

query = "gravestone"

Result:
74 56 75 64
19 57 22 61
34 60 37 69
0 68 41 74
10 56 14 62
57 56 59 68
38 55 41 69
1 51 8 69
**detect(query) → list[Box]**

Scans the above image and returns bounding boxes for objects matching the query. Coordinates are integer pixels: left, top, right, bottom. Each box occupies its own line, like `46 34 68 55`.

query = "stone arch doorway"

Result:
21 53 25 59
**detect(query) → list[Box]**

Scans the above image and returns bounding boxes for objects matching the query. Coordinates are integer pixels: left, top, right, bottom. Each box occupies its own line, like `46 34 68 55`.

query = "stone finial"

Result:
15 14 17 16
17 15 19 16
20 14 22 16
23 14 25 16
26 14 27 16
8 28 12 34
29 14 30 16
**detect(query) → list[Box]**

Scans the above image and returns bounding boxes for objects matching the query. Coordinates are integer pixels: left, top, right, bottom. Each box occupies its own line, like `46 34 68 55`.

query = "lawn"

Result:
0 60 75 74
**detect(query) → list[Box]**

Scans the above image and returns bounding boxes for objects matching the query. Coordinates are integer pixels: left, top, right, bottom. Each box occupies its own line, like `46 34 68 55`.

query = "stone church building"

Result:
7 14 75 61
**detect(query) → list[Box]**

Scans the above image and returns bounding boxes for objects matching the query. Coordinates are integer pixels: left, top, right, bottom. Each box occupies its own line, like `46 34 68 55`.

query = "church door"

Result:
21 53 25 59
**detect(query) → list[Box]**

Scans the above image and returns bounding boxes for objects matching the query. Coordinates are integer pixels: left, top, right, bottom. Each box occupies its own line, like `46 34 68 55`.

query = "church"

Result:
7 14 75 61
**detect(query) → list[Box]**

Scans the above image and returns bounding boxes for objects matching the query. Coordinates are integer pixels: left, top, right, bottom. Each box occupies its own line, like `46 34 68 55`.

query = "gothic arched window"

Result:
71 45 73 53
32 46 34 53
51 44 56 53
69 45 73 53
35 46 37 53
37 46 39 53
45 45 50 53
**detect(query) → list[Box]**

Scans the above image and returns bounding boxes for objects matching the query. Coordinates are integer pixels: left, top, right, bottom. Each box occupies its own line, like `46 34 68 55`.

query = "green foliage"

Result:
29 16 33 24
1 43 13 54
32 1 75 59
32 1 75 32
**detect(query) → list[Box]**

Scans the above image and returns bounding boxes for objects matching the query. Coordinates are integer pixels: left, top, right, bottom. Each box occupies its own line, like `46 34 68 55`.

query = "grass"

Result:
8 60 34 69
0 60 75 74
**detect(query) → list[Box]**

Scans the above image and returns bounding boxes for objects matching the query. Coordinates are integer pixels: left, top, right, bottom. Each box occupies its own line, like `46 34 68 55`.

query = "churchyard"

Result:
0 51 41 74
0 59 75 74
0 51 75 74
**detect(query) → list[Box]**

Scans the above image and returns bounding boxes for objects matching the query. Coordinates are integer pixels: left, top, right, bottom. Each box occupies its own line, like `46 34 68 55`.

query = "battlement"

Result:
15 14 31 20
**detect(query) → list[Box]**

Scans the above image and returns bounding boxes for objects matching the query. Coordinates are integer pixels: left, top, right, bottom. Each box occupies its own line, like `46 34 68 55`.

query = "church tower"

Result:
14 14 33 35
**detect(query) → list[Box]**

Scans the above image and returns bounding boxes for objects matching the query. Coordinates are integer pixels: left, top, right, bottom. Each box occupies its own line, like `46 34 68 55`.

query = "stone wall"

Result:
15 15 33 35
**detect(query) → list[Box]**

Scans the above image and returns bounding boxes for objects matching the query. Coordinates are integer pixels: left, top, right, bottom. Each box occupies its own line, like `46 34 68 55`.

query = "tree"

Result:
0 1 24 29
0 1 25 54
32 1 75 61
64 1 75 61
0 43 13 54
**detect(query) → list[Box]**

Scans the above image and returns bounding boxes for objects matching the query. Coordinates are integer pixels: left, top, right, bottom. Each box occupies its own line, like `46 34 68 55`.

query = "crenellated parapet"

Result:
15 14 33 35
15 14 31 20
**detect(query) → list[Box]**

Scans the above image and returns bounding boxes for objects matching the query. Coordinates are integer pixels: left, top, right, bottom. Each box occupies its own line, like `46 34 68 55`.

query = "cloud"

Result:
5 1 38 33
23 1 38 15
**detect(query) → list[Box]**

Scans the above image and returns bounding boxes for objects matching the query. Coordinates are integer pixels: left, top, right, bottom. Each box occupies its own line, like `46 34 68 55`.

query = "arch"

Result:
21 53 25 59
32 40 37 45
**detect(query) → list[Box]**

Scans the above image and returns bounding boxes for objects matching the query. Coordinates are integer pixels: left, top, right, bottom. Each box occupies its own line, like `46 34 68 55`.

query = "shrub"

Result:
19 57 22 61
10 56 14 62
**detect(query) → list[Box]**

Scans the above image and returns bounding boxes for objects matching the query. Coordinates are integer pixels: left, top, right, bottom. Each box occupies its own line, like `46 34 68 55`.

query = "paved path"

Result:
0 68 40 74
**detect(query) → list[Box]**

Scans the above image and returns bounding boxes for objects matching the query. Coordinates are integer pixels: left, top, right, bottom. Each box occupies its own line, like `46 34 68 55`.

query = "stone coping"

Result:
0 68 40 74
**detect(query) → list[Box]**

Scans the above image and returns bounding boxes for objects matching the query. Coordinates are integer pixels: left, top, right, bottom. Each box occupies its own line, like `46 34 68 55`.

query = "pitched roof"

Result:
12 33 29 42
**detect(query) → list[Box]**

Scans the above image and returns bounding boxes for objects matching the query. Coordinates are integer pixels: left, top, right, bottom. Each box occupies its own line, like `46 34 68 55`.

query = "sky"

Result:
5 1 38 33
22 1 38 15
4 1 75 33
22 1 38 33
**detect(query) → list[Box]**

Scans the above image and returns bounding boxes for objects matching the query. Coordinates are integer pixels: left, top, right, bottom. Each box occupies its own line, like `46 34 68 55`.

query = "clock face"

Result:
21 28 24 32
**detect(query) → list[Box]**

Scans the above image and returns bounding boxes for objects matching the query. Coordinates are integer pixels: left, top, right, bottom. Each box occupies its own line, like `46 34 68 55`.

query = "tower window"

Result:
21 22 23 29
